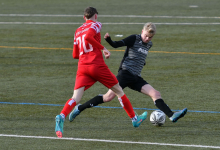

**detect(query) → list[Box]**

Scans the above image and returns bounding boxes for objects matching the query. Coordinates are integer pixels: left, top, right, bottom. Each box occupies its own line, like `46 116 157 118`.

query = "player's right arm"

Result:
104 33 136 48
72 34 79 59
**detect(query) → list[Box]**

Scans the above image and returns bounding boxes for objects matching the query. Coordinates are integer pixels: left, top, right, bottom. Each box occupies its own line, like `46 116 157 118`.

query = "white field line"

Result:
1 22 220 25
0 14 220 19
1 14 219 25
0 134 220 149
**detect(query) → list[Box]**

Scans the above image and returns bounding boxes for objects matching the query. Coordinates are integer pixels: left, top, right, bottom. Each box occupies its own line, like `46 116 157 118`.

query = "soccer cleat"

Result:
170 108 187 122
132 111 147 127
55 115 64 138
69 104 81 122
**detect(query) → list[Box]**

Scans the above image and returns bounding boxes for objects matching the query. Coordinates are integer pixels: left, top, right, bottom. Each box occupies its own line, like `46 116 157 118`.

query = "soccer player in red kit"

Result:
55 7 147 138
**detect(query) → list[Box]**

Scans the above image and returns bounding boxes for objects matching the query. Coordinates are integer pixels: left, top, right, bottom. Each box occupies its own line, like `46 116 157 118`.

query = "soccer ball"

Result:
150 110 166 126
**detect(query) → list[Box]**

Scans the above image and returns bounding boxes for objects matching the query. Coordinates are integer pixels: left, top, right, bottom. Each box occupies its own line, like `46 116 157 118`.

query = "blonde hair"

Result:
143 22 156 35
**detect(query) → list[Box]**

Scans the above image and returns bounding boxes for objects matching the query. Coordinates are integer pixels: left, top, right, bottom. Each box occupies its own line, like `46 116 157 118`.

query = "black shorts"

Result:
116 69 148 92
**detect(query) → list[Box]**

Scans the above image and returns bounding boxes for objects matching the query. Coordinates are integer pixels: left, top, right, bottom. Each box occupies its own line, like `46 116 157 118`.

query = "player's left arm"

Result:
102 47 111 59
84 29 110 59
84 29 104 50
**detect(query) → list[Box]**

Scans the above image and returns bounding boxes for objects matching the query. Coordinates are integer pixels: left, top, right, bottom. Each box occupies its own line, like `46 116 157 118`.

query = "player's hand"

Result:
103 47 111 59
104 33 110 39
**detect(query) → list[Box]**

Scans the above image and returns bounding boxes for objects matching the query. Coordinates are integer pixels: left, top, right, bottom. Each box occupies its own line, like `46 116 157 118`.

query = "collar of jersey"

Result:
85 20 95 23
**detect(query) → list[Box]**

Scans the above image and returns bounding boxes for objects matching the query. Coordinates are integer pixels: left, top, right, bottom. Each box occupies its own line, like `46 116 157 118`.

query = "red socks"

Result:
118 94 135 118
60 98 76 118
61 96 135 119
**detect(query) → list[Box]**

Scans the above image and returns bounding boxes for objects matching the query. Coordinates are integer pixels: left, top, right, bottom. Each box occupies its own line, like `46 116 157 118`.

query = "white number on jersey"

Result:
76 34 93 55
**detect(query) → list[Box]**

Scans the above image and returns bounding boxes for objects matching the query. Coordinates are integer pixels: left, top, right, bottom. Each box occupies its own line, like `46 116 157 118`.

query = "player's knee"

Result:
103 93 115 102
110 83 124 96
151 90 161 100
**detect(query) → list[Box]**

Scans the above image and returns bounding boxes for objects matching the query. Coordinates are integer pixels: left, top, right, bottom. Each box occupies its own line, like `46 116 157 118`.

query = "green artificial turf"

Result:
0 0 219 149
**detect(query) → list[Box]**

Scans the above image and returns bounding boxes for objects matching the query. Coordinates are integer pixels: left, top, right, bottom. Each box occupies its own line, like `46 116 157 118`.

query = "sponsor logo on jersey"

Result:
138 48 148 55
146 46 151 49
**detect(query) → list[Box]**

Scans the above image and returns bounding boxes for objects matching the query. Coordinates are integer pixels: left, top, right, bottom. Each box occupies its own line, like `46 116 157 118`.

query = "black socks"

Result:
78 95 104 112
77 96 174 118
154 99 174 118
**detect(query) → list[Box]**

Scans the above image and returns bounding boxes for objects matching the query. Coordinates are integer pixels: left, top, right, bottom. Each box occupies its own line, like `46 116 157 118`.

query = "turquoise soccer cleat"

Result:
55 115 64 138
170 108 187 122
69 104 81 122
132 111 147 127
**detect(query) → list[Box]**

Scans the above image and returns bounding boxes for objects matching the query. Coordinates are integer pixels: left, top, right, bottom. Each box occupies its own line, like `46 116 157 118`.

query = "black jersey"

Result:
105 34 152 76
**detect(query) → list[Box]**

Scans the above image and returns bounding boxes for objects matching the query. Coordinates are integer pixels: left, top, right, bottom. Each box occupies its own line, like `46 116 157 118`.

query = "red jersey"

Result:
72 20 105 65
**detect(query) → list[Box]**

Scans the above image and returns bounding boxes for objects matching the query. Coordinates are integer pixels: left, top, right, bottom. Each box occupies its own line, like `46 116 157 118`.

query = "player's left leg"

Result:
169 108 187 122
110 83 147 127
110 83 136 118
55 87 85 138
141 84 174 117
141 84 187 122
88 65 136 121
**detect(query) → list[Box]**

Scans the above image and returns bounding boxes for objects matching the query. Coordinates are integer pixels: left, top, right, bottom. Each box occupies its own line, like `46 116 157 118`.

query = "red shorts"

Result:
74 64 118 91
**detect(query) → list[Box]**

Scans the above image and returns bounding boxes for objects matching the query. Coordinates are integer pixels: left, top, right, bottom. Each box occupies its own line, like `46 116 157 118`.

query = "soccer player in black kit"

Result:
69 22 187 123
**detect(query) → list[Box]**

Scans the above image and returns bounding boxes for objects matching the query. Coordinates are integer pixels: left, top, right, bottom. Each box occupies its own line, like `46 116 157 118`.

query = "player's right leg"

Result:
69 90 116 122
55 87 85 138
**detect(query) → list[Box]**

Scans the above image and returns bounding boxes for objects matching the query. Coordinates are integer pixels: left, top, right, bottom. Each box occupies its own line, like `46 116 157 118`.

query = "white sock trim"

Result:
60 113 65 121
131 115 137 122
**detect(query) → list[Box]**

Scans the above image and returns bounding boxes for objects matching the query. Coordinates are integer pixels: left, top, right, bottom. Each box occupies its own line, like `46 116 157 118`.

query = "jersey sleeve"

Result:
72 35 79 59
122 34 136 47
105 34 136 48
84 22 104 50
